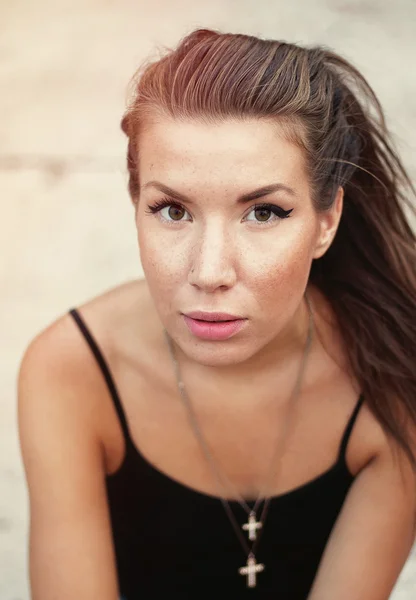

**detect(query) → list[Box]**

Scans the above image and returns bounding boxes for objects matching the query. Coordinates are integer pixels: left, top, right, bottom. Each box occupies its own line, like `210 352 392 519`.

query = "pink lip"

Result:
183 315 247 341
185 311 244 322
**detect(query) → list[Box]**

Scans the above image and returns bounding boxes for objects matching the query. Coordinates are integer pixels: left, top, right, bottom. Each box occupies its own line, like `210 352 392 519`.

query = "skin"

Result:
135 116 344 384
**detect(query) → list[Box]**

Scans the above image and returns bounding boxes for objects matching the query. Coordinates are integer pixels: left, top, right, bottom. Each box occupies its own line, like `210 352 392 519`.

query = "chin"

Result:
176 334 260 368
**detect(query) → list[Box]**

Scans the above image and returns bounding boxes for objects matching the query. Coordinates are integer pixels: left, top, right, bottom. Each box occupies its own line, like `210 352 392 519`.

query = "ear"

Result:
312 186 344 260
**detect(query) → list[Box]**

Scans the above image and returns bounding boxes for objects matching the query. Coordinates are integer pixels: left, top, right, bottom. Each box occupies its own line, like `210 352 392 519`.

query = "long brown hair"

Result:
121 28 416 469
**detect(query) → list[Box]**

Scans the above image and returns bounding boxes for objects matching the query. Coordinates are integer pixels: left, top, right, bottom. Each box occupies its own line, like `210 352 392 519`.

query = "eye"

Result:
245 203 293 225
144 197 191 223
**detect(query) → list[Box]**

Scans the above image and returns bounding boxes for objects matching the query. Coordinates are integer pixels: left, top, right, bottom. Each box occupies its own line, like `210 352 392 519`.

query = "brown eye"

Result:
168 205 185 220
254 207 272 222
245 203 293 225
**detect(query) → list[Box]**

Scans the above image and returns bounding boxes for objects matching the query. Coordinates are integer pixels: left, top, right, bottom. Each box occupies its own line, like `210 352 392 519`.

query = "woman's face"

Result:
135 117 341 368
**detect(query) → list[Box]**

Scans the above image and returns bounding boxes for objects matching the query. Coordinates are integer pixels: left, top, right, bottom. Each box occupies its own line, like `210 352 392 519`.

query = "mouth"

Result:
192 317 237 323
183 311 245 322
182 314 247 341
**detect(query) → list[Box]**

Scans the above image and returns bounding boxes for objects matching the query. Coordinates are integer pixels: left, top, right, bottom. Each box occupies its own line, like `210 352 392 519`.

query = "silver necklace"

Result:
163 292 314 588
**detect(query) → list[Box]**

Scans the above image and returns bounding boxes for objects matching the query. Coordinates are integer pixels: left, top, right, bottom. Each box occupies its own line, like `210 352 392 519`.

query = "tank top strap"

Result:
337 392 365 462
68 307 131 444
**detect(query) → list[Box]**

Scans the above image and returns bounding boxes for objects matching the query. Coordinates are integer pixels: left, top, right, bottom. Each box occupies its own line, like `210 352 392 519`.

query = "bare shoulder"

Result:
17 306 106 461
307 285 406 477
333 380 416 483
18 278 153 441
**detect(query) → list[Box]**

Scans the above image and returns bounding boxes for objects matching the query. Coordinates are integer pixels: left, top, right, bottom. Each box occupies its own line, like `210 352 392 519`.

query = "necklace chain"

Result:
163 292 314 580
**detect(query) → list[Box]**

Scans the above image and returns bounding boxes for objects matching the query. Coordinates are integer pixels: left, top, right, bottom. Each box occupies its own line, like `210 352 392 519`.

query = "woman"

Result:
18 28 416 599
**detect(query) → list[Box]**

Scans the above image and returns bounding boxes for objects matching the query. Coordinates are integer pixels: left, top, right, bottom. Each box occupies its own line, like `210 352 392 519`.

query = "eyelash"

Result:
144 196 293 226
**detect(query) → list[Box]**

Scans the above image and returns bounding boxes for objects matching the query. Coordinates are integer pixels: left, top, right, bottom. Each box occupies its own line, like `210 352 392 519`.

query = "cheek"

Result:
242 227 314 328
242 229 316 307
244 221 315 277
138 225 186 286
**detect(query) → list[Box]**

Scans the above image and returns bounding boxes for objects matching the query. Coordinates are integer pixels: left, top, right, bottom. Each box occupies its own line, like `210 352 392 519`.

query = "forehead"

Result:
137 117 309 194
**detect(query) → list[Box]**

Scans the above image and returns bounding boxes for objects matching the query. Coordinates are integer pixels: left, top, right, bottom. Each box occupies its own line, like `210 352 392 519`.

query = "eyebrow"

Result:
141 180 297 204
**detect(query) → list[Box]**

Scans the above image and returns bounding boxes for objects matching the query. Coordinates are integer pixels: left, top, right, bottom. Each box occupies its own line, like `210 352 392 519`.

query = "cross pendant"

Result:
242 511 262 541
238 553 265 588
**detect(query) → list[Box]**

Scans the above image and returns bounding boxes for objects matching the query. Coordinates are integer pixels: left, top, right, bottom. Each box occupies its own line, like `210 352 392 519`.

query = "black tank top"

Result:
69 307 365 600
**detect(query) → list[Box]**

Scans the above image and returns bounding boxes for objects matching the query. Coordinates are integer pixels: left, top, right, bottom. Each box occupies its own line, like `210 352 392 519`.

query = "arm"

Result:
308 428 416 600
17 321 119 600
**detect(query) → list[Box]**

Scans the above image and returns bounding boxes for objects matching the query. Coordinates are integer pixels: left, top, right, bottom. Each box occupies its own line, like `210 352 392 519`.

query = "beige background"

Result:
1 0 415 597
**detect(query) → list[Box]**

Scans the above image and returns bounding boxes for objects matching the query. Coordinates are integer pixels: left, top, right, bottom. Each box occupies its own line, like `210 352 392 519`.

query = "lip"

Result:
183 314 247 341
184 311 245 322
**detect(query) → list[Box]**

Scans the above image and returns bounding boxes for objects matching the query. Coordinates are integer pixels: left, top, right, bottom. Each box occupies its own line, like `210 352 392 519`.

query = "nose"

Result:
188 223 237 292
